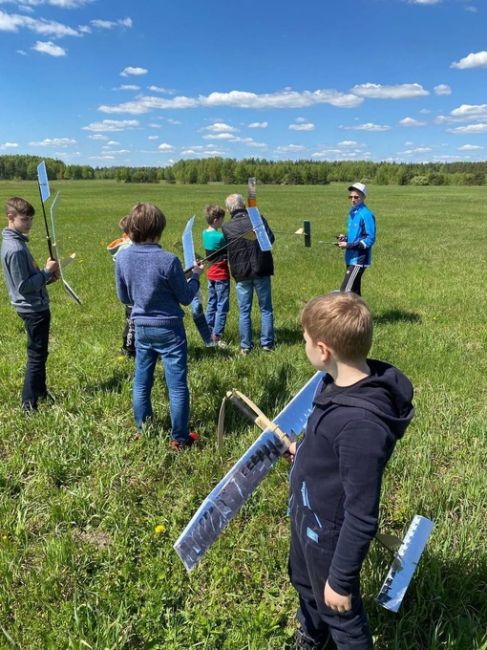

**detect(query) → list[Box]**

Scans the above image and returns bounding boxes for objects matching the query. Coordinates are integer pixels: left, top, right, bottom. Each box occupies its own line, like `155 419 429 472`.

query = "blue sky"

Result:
1 0 486 167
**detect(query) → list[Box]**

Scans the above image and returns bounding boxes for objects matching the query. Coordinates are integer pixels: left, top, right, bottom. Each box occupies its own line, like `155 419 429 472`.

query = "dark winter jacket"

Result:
289 360 414 595
222 209 275 282
1 227 51 313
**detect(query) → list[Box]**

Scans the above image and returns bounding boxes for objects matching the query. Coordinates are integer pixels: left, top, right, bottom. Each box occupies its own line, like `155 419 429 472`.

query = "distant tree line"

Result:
1 154 486 187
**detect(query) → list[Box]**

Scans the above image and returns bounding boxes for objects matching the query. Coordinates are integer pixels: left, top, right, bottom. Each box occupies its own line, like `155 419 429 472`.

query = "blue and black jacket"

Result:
344 203 376 267
289 360 414 596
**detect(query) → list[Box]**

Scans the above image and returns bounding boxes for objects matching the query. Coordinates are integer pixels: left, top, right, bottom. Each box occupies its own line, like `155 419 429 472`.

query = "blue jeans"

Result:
206 279 230 338
133 323 190 443
235 276 275 349
191 291 212 345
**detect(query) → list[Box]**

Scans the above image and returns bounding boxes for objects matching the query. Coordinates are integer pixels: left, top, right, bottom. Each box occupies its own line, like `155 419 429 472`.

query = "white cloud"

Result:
0 141 18 149
148 123 161 128
338 140 359 146
458 144 483 150
341 122 391 132
275 144 306 153
158 143 174 151
148 135 159 140
166 118 181 125
351 83 429 99
398 146 432 154
203 132 238 141
408 0 442 4
32 40 66 56
120 66 148 77
451 51 487 69
450 104 487 121
115 84 140 91
147 85 174 94
29 137 76 146
289 121 315 131
447 123 487 134
106 140 119 145
0 10 80 37
434 84 451 95
82 119 139 132
16 48 26 55
204 122 238 133
98 87 363 114
248 121 268 128
399 117 427 127
91 17 132 30
88 133 109 140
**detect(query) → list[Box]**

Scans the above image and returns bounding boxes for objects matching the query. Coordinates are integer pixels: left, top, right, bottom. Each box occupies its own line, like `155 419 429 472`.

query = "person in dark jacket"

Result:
288 292 414 650
222 193 275 353
1 197 59 413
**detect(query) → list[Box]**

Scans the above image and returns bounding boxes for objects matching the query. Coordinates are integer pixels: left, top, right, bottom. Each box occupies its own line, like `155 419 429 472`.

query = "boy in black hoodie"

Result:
288 292 414 650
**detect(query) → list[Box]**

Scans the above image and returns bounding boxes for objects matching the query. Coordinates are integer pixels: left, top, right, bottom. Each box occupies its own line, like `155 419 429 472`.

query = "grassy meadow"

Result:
0 181 485 650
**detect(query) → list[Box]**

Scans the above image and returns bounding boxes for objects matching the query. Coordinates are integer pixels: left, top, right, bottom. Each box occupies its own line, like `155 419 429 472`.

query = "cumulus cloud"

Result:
120 66 148 77
350 83 429 99
115 84 140 91
0 142 18 149
147 85 174 94
289 120 315 131
82 119 139 132
450 104 487 121
434 84 451 95
204 122 238 133
91 17 132 29
398 146 432 154
340 122 391 132
158 143 174 151
32 40 66 56
275 144 306 153
148 135 159 140
399 117 427 127
0 10 81 37
458 144 483 150
447 123 487 134
29 137 76 146
451 51 487 69
248 121 268 128
98 87 363 114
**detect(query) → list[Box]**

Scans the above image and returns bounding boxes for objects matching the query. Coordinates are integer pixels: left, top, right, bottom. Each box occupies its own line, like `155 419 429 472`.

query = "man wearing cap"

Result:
337 182 376 295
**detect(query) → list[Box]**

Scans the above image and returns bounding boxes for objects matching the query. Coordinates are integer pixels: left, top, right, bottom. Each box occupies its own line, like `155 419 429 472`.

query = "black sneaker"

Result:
292 628 330 650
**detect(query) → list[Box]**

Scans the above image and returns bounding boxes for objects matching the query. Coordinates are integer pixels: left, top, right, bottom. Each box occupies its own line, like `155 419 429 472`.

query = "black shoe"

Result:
22 402 37 415
292 628 330 650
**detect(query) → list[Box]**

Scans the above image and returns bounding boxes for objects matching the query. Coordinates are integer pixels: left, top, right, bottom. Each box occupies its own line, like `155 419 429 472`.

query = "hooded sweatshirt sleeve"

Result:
167 256 199 305
5 246 50 295
327 417 396 595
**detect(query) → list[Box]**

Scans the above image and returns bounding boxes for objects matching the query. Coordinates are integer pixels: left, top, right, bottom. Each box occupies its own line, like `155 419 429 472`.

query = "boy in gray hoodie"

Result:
1 197 59 412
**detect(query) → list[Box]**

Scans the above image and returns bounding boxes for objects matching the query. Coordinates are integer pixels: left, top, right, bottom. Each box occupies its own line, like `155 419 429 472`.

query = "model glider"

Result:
36 161 81 304
174 371 434 611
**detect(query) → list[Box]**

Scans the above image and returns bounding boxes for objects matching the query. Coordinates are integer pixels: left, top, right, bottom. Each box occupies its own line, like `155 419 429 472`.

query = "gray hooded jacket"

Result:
1 228 51 313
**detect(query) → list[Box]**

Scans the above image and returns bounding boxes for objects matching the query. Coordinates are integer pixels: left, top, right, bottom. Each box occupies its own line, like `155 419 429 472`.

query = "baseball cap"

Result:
348 182 367 197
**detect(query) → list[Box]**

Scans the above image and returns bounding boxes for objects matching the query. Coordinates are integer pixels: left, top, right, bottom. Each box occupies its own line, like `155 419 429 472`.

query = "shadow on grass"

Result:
275 326 304 346
374 310 422 325
84 368 133 395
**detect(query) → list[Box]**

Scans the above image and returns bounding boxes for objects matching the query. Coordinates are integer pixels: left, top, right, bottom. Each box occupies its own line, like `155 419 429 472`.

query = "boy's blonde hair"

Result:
5 197 35 218
127 203 166 243
205 204 225 225
301 292 373 361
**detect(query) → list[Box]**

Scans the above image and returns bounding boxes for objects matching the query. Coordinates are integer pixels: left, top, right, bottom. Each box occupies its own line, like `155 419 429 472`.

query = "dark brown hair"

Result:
205 204 225 225
301 292 373 361
5 197 35 218
127 203 166 243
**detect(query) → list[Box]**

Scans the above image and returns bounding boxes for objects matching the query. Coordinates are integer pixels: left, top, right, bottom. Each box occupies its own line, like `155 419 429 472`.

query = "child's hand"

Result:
45 258 59 274
324 580 352 613
282 441 296 463
192 261 204 276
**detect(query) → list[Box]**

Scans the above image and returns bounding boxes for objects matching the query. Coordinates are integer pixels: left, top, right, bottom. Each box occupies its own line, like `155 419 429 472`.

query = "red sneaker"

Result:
170 431 199 451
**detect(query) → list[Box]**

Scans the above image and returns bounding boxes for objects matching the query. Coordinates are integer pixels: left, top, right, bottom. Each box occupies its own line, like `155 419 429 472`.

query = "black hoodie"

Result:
289 359 414 595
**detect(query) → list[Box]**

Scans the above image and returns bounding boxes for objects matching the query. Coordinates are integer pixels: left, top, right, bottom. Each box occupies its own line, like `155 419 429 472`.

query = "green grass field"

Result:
0 181 485 649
